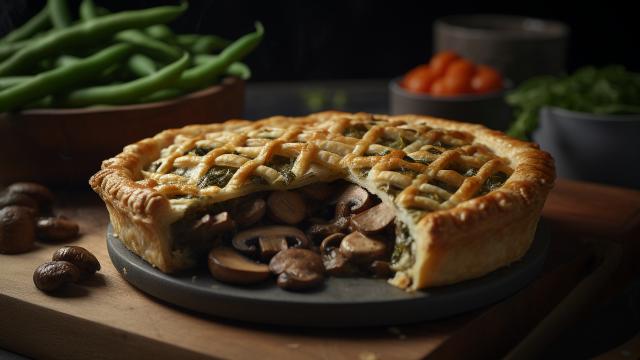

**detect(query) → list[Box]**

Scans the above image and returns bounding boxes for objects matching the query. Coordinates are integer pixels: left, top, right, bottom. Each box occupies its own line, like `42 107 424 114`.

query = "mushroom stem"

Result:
258 236 288 260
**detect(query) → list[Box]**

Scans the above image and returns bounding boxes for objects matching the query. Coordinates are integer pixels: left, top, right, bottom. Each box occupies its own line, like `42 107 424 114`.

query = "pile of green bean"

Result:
0 0 263 112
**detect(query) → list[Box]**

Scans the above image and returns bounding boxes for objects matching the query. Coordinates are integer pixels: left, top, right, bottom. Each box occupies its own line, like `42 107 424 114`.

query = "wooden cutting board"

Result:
1 179 639 360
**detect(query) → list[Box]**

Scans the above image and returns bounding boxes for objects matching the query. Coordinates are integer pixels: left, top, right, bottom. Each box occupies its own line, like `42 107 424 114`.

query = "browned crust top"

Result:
90 111 555 229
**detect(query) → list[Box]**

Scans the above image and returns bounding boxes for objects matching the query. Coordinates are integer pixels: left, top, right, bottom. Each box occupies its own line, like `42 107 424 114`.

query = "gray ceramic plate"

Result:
107 223 549 327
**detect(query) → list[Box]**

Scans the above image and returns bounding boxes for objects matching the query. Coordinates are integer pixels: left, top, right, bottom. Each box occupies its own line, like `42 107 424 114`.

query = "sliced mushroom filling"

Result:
170 181 411 291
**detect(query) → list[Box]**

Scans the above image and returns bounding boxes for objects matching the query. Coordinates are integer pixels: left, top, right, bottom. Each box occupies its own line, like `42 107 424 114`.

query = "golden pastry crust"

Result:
90 111 555 290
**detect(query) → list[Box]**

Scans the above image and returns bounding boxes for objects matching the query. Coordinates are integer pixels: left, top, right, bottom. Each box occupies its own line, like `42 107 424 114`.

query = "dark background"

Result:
1 3 639 359
1 0 638 82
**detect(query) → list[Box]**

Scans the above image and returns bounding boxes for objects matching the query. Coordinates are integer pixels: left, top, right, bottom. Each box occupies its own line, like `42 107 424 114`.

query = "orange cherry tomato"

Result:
429 78 448 96
429 51 460 77
471 65 503 93
401 65 437 93
442 59 475 94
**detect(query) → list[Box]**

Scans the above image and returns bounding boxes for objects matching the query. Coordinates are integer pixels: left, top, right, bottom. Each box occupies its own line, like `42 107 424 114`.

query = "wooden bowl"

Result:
0 77 244 186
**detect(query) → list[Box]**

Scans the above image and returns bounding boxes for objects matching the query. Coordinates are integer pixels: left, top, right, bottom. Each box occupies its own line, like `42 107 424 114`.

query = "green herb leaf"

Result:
507 66 640 139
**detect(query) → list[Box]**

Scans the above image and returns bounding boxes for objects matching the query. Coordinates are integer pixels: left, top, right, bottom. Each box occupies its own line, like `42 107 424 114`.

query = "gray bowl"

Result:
434 14 569 84
389 78 512 131
533 107 640 189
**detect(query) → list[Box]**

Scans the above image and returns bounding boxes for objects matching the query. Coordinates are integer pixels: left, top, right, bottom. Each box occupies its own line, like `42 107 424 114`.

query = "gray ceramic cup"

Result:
389 78 512 131
533 107 640 189
434 14 569 84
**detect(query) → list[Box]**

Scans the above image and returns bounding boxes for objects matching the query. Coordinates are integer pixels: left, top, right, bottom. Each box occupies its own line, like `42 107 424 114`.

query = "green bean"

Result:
138 88 184 103
194 55 251 80
0 3 187 76
0 6 50 44
0 76 30 91
175 22 263 91
48 0 72 29
175 34 199 48
176 34 230 53
139 58 251 102
60 52 189 107
0 43 131 112
80 0 110 21
139 45 258 103
128 54 157 77
25 96 53 109
54 55 80 67
146 25 175 42
115 30 182 61
53 55 121 83
78 1 179 63
191 35 232 54
0 39 30 62
96 7 110 17
225 62 251 80
79 0 100 21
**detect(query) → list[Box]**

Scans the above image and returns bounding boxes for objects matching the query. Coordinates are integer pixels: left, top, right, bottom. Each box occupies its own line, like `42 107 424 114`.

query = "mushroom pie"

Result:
90 112 555 290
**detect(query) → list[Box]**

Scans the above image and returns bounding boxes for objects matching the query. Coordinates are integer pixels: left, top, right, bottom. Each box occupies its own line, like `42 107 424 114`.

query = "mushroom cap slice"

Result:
307 217 349 242
335 184 374 217
369 260 394 278
233 197 266 227
322 250 358 277
269 248 325 291
320 233 346 254
266 191 306 225
232 225 310 256
208 247 271 285
339 231 388 264
350 202 395 234
298 182 334 201
190 212 235 244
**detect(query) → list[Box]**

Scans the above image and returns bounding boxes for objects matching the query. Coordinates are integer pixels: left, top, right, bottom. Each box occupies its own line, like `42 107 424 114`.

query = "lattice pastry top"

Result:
91 111 555 290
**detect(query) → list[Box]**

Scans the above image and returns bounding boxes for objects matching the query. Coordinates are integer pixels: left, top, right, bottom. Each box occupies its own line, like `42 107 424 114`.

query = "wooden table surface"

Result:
1 178 639 360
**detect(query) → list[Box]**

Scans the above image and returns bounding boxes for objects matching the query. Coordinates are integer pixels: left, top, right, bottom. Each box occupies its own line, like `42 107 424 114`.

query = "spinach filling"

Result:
432 140 453 149
398 167 420 178
249 175 268 186
189 146 214 156
268 155 296 185
172 167 190 177
391 222 414 271
146 160 162 172
380 135 408 150
343 123 368 139
356 168 371 179
429 179 458 194
464 168 478 177
199 166 237 188
479 171 509 195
